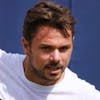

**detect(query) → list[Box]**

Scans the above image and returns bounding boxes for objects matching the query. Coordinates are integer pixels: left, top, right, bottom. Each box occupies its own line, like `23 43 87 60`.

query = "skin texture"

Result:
22 26 74 86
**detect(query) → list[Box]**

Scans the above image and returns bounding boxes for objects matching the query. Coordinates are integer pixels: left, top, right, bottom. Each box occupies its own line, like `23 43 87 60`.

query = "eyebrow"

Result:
39 44 52 48
39 43 70 48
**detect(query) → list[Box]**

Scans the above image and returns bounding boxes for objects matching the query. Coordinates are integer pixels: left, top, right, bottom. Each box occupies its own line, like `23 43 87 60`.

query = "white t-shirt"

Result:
0 49 100 100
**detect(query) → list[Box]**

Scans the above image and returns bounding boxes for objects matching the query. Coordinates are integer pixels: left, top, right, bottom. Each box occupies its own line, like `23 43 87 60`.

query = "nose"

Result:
49 49 61 63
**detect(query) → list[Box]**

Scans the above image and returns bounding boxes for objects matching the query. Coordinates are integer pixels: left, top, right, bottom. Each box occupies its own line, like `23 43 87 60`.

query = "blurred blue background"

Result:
0 0 100 90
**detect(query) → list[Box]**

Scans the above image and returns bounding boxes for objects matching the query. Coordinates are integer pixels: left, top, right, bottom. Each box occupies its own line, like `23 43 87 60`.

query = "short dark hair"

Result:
23 1 75 44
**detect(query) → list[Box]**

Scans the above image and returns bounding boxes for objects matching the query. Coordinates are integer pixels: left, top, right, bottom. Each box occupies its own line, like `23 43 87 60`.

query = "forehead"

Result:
32 26 73 46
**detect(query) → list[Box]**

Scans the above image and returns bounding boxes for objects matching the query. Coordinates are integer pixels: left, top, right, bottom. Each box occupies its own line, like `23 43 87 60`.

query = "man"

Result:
0 1 100 100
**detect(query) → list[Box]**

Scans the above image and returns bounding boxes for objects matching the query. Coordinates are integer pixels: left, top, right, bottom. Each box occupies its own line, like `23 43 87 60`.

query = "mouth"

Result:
46 67 62 75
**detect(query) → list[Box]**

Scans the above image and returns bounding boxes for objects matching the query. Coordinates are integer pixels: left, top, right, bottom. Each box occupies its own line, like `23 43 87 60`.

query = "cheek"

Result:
62 50 73 65
33 53 50 67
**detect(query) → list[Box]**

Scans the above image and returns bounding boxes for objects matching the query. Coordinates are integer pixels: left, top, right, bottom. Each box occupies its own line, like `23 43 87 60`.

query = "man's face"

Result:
23 26 74 85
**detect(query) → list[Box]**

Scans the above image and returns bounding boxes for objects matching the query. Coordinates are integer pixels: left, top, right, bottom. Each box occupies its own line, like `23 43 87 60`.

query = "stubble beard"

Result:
29 60 65 85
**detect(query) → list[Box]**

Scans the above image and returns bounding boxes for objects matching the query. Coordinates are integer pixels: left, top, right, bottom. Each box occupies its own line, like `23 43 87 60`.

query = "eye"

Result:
40 45 53 52
59 46 69 52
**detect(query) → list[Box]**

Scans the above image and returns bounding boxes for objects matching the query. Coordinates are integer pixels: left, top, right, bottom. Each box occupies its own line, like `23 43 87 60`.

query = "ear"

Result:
22 37 30 55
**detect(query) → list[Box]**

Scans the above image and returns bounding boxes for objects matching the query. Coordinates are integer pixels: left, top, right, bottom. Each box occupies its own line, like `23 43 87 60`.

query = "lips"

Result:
46 67 62 75
50 69 61 74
